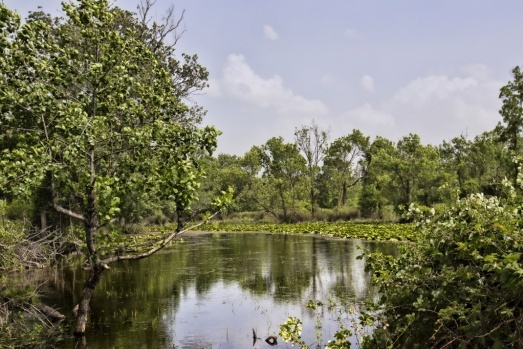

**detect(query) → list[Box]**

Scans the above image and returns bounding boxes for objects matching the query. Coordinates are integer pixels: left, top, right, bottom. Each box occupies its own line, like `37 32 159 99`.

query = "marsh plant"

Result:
279 297 374 348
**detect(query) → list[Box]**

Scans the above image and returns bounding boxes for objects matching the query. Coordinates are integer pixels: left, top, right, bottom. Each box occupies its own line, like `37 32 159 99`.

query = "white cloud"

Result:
340 67 502 144
334 104 394 141
263 25 279 40
344 103 394 127
392 75 478 107
220 54 329 117
344 28 362 40
459 64 494 82
361 75 375 92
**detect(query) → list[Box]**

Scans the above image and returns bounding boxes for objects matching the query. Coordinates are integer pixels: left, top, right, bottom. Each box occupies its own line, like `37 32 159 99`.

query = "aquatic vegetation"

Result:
196 222 416 241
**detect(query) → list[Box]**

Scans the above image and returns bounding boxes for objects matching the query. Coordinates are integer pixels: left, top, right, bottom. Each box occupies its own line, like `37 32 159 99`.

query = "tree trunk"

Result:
73 263 106 336
310 186 315 218
40 211 47 238
341 181 347 207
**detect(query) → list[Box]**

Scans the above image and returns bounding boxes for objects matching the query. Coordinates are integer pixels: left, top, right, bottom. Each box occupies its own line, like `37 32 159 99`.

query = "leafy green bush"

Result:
315 207 361 222
4 199 33 221
0 278 65 348
362 192 523 348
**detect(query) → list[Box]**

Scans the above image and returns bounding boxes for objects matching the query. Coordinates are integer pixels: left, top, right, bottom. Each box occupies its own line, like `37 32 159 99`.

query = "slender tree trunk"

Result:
40 211 47 238
279 185 287 222
341 181 347 206
74 263 106 335
74 183 102 336
310 186 315 218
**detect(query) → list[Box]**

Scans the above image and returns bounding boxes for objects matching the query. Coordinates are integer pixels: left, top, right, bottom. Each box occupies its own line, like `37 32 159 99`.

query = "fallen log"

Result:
38 304 66 321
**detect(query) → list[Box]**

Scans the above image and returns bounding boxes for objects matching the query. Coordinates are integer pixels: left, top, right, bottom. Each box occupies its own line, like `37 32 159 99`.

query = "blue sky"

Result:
4 0 523 154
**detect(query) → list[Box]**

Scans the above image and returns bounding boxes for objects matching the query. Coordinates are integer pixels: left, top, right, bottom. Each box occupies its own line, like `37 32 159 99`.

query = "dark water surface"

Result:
44 232 396 348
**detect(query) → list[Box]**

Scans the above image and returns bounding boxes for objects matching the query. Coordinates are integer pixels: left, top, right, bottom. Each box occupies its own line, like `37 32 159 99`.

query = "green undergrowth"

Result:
194 222 416 241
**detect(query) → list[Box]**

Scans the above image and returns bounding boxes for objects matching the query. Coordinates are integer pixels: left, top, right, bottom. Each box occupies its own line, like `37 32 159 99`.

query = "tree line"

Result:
200 74 523 222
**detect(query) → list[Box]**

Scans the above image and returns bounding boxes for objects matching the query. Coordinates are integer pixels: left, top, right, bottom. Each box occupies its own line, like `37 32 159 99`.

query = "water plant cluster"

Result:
197 221 416 241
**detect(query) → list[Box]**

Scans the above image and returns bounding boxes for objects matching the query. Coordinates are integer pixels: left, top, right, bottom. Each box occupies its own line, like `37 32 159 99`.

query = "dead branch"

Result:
138 0 186 50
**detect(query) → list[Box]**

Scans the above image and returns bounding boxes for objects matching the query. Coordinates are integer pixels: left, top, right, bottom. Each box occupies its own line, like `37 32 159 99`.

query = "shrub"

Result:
362 192 523 348
4 199 33 221
0 278 65 348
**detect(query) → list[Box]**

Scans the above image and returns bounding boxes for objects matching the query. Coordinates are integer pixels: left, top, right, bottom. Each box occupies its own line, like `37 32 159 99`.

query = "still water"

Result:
45 232 396 348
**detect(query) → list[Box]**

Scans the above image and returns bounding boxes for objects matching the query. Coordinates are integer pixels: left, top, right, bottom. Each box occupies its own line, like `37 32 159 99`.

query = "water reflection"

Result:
44 232 396 348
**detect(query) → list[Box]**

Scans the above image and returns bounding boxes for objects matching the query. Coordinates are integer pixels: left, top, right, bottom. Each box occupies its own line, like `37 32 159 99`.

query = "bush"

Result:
320 207 360 221
0 278 65 348
4 199 33 221
362 192 523 348
212 211 279 224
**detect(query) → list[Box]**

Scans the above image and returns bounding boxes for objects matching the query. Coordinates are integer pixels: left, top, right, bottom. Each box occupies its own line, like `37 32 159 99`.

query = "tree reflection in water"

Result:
43 232 396 348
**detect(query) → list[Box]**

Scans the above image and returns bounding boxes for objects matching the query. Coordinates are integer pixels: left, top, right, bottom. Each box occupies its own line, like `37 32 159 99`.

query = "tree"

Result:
498 66 523 185
198 154 253 213
358 136 394 218
250 137 307 221
323 129 369 208
0 1 226 336
374 134 442 211
294 120 329 217
439 132 509 199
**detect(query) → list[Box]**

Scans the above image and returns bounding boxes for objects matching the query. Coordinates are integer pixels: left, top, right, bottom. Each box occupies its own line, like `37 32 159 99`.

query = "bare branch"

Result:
138 0 186 51
101 211 220 264
137 0 156 26
52 202 85 222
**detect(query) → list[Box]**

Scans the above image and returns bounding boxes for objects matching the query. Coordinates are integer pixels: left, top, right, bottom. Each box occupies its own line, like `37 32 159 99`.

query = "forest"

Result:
1 0 523 348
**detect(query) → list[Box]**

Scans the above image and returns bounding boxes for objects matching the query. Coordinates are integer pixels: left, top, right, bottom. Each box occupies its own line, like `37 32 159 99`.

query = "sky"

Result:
3 0 523 155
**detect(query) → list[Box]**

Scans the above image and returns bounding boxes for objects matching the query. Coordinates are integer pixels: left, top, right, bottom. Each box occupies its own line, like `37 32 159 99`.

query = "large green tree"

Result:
358 136 394 218
498 66 523 185
376 134 442 211
247 137 307 221
294 120 329 217
439 132 509 199
322 129 369 208
0 0 223 335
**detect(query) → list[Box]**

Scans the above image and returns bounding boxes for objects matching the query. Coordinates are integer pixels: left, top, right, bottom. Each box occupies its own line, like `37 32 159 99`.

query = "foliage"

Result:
280 317 309 348
0 1 218 248
374 134 443 211
0 200 71 271
361 190 523 348
498 65 523 185
321 129 369 209
0 277 65 348
358 136 395 218
295 120 330 216
439 132 508 198
242 138 308 221
280 297 375 349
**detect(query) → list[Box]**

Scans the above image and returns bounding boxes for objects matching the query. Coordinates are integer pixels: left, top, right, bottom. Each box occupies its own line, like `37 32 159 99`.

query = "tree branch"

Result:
101 211 220 264
52 202 85 222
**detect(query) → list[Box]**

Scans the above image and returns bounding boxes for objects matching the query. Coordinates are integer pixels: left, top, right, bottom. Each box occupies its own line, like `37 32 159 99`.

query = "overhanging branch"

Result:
101 211 219 264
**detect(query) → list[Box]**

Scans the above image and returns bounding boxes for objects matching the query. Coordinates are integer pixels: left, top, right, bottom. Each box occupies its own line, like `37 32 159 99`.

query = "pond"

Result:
43 232 396 348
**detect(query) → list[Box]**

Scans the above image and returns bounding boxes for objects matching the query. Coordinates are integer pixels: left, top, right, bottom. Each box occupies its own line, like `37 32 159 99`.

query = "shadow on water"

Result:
39 232 396 348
